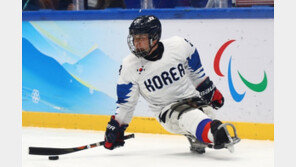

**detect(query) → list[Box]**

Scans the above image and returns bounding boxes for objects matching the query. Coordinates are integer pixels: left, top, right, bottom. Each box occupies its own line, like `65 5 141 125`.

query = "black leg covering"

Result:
210 120 230 149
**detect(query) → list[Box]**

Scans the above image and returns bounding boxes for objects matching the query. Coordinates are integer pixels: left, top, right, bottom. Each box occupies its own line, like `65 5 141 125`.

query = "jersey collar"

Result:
144 42 164 61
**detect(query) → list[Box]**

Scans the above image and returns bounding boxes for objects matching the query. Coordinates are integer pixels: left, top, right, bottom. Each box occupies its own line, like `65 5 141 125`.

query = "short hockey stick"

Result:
29 133 135 156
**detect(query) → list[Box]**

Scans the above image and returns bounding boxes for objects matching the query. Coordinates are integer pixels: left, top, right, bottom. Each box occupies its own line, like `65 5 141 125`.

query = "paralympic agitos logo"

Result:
214 40 268 102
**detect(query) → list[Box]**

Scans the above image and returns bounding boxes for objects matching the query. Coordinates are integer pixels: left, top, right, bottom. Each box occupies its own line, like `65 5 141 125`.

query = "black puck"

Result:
48 156 59 160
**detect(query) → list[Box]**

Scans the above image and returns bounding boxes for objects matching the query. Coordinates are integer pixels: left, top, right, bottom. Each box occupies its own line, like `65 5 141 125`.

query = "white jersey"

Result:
115 36 208 125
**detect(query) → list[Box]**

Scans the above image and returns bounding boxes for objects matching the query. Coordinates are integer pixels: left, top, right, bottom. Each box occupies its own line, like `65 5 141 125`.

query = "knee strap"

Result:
158 104 192 123
158 109 169 123
169 101 206 120
174 104 193 120
159 97 209 123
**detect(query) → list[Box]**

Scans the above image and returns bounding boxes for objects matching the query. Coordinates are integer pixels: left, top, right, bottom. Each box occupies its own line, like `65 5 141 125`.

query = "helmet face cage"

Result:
127 33 159 58
127 15 161 58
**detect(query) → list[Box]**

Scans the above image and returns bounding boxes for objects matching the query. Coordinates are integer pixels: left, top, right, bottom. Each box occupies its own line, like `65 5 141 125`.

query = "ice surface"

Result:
22 127 274 167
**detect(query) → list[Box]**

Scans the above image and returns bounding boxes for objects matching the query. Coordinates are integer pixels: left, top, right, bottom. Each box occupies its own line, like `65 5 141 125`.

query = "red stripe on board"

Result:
214 40 235 77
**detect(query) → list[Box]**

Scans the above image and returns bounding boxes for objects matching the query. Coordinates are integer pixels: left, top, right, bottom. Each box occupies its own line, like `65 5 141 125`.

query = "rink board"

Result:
22 10 274 124
22 111 274 140
22 8 274 141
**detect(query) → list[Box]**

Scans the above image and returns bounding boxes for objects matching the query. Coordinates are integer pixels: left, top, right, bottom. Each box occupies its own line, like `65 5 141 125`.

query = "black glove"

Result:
104 116 128 150
196 77 224 109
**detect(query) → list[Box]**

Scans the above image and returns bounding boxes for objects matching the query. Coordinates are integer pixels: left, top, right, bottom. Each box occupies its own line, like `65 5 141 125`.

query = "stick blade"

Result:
29 147 75 155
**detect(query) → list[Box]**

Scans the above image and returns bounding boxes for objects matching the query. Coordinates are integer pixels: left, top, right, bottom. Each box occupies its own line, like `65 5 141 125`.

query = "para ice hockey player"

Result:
104 15 240 153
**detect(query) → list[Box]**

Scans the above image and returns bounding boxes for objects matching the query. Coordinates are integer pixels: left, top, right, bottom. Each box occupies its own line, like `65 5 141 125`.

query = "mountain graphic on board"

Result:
63 48 120 98
22 38 116 114
22 21 81 64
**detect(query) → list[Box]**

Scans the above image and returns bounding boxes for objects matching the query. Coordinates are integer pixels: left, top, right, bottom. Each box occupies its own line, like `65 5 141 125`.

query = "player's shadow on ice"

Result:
103 149 239 162
163 151 239 161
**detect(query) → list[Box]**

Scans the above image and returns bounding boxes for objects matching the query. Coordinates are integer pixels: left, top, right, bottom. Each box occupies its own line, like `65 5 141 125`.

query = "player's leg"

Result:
157 105 236 153
178 108 213 153
178 108 234 149
157 106 211 153
158 106 211 153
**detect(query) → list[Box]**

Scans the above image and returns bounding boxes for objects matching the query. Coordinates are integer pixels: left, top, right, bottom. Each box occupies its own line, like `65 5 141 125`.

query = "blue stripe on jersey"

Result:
187 49 202 72
116 82 133 104
195 118 212 143
198 73 206 79
197 68 204 74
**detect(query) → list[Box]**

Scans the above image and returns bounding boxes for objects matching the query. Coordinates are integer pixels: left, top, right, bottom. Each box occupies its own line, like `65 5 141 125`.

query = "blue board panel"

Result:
22 8 274 21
